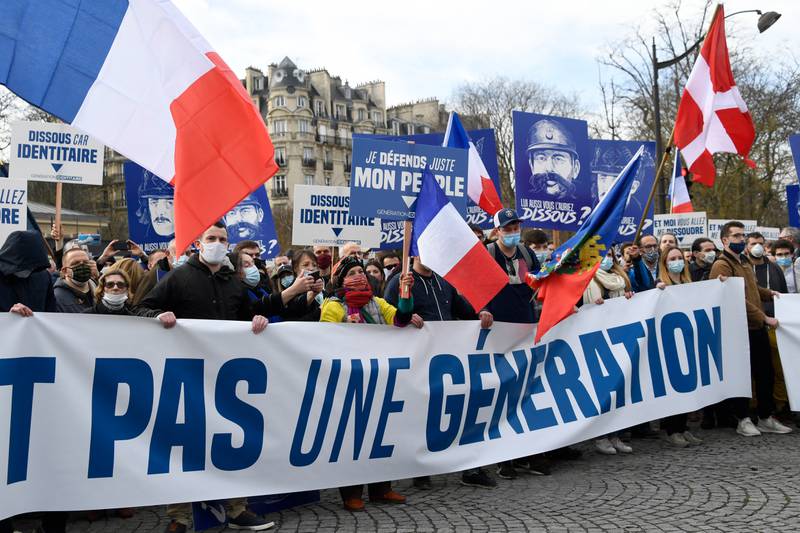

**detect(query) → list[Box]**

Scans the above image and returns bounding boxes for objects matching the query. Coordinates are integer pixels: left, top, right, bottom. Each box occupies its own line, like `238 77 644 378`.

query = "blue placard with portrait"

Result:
124 161 279 258
788 184 800 228
789 134 800 181
355 129 501 228
349 138 468 220
512 111 594 231
588 139 657 242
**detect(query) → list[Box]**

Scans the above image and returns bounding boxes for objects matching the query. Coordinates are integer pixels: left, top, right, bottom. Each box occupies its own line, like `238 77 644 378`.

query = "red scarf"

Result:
341 274 373 309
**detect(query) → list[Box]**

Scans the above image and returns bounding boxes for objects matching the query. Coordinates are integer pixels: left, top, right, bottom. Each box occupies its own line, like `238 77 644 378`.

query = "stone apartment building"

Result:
90 56 447 238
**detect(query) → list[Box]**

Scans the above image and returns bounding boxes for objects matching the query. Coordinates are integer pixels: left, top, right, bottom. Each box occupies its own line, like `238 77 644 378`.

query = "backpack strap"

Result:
516 244 535 272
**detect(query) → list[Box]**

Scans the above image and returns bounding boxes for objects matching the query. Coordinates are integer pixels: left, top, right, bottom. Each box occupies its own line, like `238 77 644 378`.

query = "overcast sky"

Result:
174 0 798 115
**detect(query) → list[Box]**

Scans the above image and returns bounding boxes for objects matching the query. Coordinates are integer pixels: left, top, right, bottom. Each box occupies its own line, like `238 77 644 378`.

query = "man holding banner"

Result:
709 221 792 437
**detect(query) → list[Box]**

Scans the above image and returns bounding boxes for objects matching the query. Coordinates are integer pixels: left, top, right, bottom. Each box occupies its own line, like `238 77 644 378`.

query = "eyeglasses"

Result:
104 281 128 289
641 244 657 250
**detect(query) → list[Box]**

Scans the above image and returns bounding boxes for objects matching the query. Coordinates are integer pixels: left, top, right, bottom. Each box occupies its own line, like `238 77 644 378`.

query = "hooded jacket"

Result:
0 230 57 312
709 250 773 329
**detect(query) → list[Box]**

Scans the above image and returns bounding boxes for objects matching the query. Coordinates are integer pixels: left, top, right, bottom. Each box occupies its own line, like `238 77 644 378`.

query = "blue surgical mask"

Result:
728 241 746 255
667 259 685 273
535 251 550 264
600 257 614 271
244 265 261 287
501 232 521 247
777 257 793 268
280 275 295 289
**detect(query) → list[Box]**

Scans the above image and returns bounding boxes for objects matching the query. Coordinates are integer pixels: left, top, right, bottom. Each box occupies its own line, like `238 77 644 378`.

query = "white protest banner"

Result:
0 179 27 248
0 279 749 519
292 184 381 248
708 219 757 248
774 294 800 410
756 226 780 241
653 211 707 247
10 121 104 185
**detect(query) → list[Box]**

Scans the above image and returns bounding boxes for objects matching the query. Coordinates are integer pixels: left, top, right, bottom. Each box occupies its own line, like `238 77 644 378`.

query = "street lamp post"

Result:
650 9 781 214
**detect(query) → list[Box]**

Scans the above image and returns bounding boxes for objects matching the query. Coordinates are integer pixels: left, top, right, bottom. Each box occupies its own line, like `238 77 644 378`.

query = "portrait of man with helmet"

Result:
135 168 175 238
525 118 583 200
224 192 265 240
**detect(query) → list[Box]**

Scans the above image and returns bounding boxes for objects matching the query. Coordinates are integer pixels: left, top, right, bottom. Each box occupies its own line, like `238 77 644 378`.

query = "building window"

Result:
357 109 366 121
372 111 381 123
274 95 285 107
298 119 309 133
315 100 325 115
407 124 415 135
325 176 332 186
305 174 314 185
391 121 400 136
273 175 287 197
303 147 314 160
335 104 346 119
297 96 306 108
421 126 430 134
272 119 287 135
255 77 264 91
275 147 286 166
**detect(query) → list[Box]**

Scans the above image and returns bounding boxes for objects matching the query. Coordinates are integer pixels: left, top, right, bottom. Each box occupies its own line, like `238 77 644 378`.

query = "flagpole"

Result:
400 141 415 299
633 4 723 244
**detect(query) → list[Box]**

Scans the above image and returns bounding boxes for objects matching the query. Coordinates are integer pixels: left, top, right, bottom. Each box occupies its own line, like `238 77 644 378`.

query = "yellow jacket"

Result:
319 297 397 324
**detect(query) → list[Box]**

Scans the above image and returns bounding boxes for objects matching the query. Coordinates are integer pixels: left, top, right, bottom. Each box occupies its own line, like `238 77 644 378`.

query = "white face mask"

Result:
102 292 128 309
703 251 717 265
199 242 228 265
749 244 765 258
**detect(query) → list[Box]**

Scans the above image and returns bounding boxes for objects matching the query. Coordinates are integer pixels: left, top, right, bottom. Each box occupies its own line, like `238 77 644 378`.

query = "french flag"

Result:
443 112 503 217
1 0 278 251
411 168 507 312
669 149 693 214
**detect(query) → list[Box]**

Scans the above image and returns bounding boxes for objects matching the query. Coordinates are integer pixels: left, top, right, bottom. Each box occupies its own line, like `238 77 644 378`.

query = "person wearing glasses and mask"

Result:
54 247 98 313
84 268 161 318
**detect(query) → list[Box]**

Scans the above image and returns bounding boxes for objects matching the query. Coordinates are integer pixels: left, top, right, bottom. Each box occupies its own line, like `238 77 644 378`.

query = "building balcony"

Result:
276 158 287 167
294 131 314 140
336 137 352 148
316 134 335 144
323 161 333 171
271 188 289 198
302 158 316 168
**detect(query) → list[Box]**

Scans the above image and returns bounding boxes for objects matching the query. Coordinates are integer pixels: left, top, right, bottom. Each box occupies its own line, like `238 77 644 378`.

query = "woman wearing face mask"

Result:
320 255 422 512
582 251 635 456
283 250 325 321
365 259 387 297
655 246 704 448
84 269 161 318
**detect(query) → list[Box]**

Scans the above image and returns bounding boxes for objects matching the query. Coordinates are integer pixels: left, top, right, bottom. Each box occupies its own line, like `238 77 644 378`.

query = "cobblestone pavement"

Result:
20 427 799 532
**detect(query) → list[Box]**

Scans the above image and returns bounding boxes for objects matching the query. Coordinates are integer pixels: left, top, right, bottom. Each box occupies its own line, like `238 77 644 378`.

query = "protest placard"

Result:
653 212 708 247
356 129 501 228
292 184 381 248
512 111 594 231
124 161 279 257
349 138 468 220
10 121 104 185
756 226 780 241
787 184 800 228
0 179 27 247
0 279 749 520
588 140 657 241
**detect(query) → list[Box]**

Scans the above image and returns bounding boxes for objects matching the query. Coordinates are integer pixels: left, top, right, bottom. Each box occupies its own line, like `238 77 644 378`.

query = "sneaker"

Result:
228 511 275 531
595 438 617 455
683 431 703 445
667 432 689 447
343 498 365 512
527 456 552 476
610 436 633 454
164 521 187 533
460 468 497 488
496 462 518 480
413 476 432 490
736 417 762 437
757 416 793 434
370 490 406 504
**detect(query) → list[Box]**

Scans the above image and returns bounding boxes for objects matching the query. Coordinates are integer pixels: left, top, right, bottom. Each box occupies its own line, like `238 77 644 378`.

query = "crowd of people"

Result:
1 214 799 533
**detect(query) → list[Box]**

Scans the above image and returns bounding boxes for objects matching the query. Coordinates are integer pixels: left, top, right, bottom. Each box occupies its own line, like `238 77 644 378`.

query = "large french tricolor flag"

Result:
411 169 507 312
443 112 503 217
1 0 278 251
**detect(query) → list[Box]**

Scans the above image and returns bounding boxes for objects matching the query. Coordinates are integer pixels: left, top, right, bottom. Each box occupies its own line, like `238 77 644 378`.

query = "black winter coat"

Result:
0 230 57 312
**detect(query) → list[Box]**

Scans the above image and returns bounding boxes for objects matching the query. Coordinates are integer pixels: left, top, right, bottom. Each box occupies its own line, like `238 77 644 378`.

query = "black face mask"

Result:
70 263 92 283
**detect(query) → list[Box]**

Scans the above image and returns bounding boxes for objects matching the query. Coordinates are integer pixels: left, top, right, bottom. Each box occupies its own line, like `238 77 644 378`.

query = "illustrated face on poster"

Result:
588 139 656 241
135 168 175 239
526 121 582 199
786 184 800 228
224 195 264 240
